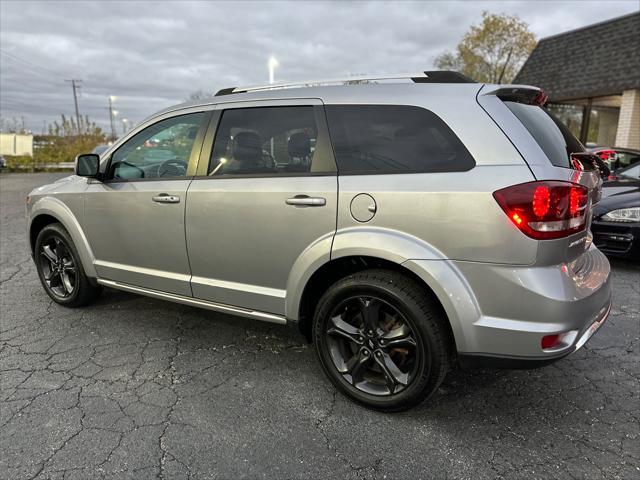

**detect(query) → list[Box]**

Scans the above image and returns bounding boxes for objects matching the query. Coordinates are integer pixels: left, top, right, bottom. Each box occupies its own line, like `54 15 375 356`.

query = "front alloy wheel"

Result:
34 223 101 307
38 236 77 298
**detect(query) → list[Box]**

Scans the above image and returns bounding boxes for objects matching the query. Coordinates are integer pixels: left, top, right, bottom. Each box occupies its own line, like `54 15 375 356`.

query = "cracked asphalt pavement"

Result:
1 173 639 480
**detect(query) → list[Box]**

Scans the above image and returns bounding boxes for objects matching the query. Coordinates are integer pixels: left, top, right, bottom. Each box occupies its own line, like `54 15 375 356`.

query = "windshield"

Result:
620 164 640 179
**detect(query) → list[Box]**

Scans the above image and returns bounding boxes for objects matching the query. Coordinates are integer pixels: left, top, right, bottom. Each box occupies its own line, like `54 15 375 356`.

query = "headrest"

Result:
233 131 262 163
288 132 311 157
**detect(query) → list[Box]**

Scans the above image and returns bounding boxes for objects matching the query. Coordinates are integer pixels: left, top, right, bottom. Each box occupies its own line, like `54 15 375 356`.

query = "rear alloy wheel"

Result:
35 223 101 307
313 270 450 412
325 296 419 396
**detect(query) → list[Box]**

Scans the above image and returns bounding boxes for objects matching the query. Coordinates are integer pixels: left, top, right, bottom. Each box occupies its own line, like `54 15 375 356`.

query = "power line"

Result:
0 55 60 81
0 49 66 79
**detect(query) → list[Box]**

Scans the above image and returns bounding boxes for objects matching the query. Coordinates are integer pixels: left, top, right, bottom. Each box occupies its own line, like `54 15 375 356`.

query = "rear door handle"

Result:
286 196 326 207
152 194 180 204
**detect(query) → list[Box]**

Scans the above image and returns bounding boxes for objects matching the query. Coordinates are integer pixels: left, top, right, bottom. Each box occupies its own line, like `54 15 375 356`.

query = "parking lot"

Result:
1 172 638 480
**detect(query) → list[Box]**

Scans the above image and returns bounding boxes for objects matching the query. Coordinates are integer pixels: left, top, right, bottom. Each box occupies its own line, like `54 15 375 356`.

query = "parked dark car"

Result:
592 175 640 260
607 162 640 181
588 146 640 177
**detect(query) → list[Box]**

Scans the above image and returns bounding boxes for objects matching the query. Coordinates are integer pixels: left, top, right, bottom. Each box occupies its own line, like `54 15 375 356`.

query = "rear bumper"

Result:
405 246 612 364
458 297 611 369
451 246 611 361
592 220 640 260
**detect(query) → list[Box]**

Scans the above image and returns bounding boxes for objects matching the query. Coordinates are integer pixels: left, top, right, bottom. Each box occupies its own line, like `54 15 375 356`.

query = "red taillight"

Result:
532 186 550 217
493 181 589 240
569 188 582 215
541 334 561 350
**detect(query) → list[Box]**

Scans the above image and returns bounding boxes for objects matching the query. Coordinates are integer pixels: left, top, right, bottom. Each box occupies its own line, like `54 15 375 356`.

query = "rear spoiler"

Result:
480 85 548 106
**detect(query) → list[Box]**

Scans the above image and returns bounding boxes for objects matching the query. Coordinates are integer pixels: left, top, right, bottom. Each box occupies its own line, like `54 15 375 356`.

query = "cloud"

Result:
1 0 638 133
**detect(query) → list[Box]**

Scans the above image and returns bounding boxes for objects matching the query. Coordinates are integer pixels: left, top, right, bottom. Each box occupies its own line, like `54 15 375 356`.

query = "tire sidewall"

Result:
313 274 445 411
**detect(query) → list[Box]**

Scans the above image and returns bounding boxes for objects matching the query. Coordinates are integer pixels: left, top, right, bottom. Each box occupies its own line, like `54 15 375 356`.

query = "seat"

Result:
286 132 312 172
224 131 271 173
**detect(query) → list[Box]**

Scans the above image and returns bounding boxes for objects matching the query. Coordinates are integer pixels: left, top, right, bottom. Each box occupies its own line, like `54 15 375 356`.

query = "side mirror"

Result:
75 153 101 178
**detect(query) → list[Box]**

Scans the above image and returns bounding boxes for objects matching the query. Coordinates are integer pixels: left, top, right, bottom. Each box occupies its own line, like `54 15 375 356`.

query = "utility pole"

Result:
108 96 116 141
65 79 82 134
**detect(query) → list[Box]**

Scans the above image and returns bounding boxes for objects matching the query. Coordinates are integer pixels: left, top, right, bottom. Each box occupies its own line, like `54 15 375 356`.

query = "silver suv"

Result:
27 72 611 411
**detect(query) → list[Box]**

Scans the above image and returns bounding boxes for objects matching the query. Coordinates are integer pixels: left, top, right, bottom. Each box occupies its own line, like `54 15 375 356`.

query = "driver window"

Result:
110 112 204 180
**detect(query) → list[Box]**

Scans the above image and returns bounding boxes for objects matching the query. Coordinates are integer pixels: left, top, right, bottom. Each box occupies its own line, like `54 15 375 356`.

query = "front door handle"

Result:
152 194 180 204
285 196 326 207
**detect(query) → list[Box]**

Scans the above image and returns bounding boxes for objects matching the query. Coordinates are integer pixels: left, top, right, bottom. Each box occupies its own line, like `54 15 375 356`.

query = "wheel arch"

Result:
29 197 97 279
293 255 464 359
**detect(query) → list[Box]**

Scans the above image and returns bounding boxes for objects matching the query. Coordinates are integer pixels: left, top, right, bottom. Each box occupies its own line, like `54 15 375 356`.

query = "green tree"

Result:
435 12 537 83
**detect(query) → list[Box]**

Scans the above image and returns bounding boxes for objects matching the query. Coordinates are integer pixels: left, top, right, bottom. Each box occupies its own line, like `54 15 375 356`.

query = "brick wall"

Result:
615 89 640 149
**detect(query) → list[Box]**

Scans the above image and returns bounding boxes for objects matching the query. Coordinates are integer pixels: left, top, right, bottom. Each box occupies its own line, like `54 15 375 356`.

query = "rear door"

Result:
185 99 337 315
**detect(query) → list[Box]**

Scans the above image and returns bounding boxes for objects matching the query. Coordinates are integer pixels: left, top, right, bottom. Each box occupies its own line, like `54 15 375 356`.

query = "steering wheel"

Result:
157 159 188 177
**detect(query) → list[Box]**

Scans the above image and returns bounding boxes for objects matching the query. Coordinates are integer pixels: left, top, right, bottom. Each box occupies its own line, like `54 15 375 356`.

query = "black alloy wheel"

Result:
325 295 420 396
38 235 77 299
313 270 450 412
34 223 101 307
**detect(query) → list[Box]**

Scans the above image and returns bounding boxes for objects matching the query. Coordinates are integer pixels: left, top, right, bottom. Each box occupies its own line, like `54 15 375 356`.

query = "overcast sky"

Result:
1 0 638 134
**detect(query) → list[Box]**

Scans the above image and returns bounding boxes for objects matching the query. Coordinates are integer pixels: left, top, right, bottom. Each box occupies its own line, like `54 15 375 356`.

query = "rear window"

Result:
324 105 475 175
504 101 584 168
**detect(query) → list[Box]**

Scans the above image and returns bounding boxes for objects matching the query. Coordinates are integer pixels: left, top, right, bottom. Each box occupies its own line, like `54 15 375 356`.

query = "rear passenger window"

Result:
324 105 475 174
504 101 583 168
209 106 335 175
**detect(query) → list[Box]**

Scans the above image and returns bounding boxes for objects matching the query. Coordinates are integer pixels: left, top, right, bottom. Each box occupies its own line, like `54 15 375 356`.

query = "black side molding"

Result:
457 352 572 370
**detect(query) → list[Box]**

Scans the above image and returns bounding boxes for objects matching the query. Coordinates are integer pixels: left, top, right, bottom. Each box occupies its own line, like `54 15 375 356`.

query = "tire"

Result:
313 269 450 412
34 223 101 307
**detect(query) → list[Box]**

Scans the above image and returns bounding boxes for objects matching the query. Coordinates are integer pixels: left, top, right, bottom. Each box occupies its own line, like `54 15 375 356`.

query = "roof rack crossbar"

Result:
214 70 475 96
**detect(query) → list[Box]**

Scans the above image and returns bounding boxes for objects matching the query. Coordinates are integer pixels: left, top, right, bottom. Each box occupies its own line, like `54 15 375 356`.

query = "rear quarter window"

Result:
324 105 475 174
504 101 584 168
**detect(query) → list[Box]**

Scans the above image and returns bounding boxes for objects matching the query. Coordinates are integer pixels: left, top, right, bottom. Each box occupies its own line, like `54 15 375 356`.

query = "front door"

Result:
83 111 209 296
186 101 338 315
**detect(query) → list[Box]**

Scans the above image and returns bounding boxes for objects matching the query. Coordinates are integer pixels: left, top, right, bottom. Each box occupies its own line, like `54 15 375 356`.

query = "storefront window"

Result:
587 105 620 146
547 95 621 146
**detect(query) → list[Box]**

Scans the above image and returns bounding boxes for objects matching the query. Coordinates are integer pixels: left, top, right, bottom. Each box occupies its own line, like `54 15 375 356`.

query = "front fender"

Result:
29 197 97 279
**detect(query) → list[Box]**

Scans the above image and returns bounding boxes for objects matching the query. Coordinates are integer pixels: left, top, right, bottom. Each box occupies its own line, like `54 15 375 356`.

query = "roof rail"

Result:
214 70 475 96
